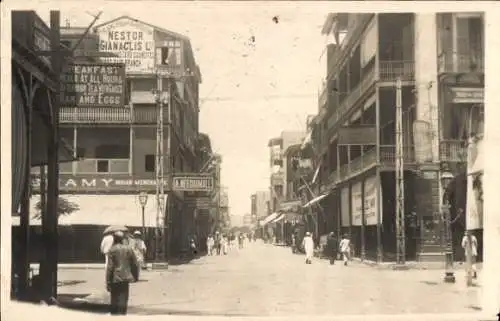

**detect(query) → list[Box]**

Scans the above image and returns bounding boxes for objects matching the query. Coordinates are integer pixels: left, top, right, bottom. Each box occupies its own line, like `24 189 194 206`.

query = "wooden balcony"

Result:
440 139 467 162
437 51 484 75
327 67 376 133
379 60 415 82
60 107 131 124
75 158 130 174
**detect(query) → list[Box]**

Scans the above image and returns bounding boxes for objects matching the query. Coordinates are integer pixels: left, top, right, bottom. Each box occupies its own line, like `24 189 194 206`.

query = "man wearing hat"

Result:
106 230 139 315
132 231 147 274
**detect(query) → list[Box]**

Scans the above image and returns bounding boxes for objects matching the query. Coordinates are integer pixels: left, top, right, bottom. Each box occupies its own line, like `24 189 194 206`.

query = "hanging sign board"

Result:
172 175 214 192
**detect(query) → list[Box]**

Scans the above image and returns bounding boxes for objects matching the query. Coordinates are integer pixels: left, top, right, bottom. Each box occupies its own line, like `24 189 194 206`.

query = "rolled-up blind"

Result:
12 77 28 214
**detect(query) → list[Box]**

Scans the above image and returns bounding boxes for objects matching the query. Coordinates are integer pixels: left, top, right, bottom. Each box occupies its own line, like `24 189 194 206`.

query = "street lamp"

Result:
138 192 149 237
440 168 455 283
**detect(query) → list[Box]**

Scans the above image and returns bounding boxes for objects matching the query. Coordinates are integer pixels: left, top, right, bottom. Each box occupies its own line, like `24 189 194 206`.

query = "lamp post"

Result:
139 192 149 238
440 168 455 283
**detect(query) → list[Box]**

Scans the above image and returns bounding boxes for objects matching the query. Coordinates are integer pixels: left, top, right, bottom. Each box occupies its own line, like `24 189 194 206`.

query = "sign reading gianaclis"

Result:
61 63 125 107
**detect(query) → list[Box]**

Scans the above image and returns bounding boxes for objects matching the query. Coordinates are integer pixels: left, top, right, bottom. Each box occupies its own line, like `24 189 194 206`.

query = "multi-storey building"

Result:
268 131 305 214
27 16 204 262
309 13 483 262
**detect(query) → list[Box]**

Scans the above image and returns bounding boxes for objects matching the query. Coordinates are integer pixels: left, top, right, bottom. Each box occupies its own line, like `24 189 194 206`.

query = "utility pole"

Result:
153 70 168 268
394 77 406 268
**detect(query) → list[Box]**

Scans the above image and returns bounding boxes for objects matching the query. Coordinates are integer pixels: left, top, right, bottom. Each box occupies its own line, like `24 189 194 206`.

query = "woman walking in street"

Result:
302 232 314 264
339 234 351 266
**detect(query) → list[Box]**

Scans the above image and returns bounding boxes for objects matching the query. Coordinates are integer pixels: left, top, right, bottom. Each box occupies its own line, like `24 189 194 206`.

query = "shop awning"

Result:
12 194 159 227
279 200 302 212
259 212 279 226
467 137 483 176
270 214 285 224
302 193 328 208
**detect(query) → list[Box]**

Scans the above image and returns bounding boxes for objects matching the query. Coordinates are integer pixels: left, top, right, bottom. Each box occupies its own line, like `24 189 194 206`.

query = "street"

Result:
57 240 481 316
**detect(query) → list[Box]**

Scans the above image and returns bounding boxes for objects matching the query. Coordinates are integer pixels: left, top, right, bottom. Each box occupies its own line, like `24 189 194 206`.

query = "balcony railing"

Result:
379 61 415 82
75 158 130 174
437 51 484 74
379 145 415 164
440 139 467 162
60 107 131 123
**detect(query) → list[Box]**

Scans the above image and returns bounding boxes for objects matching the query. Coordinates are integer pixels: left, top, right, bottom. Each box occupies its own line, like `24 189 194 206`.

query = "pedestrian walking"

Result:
190 237 198 257
222 235 229 255
106 231 139 315
302 232 314 264
207 235 215 255
326 232 338 265
214 231 222 255
339 234 351 266
101 233 114 271
238 233 244 249
461 230 478 279
131 231 147 275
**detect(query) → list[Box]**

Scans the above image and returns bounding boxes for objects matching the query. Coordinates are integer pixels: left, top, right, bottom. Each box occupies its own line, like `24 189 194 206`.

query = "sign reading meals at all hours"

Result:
97 18 155 74
61 63 125 107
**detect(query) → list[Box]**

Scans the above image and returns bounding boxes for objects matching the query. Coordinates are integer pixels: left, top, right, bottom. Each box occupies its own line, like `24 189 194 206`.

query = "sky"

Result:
27 1 332 225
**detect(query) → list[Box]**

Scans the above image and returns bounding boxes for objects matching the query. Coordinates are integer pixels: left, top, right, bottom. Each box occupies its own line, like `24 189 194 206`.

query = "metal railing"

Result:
440 139 467 162
437 51 484 74
379 145 415 164
379 61 415 82
60 107 131 123
75 158 130 174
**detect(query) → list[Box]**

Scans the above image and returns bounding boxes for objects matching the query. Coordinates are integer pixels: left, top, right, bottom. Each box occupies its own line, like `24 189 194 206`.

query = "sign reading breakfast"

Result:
96 18 155 74
61 63 125 107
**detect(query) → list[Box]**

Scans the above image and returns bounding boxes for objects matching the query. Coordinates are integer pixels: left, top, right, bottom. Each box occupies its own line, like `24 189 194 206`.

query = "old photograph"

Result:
3 2 490 319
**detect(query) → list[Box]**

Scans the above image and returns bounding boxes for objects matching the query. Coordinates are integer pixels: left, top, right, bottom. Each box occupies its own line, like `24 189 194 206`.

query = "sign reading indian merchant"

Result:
61 63 125 107
96 17 155 74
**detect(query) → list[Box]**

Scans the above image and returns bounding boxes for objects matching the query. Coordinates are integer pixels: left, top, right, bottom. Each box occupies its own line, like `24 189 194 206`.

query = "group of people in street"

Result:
300 231 351 266
100 229 147 315
206 231 253 256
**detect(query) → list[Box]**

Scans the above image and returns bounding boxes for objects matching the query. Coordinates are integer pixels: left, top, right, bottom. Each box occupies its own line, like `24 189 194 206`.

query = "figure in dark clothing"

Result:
106 231 139 315
326 232 338 265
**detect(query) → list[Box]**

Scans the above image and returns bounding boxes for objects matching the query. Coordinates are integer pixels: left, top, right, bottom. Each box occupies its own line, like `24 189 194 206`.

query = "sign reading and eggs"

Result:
96 18 155 74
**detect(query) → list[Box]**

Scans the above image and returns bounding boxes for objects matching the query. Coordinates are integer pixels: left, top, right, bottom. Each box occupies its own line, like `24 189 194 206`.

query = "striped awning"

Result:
302 193 328 208
259 212 279 226
270 214 285 224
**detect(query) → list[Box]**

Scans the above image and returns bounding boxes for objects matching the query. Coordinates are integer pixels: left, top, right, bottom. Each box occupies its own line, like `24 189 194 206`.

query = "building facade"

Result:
268 131 305 214
309 13 483 262
26 16 204 262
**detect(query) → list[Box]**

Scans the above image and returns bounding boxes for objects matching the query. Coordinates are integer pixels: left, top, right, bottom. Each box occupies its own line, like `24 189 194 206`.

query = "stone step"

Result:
420 244 443 253
418 252 445 263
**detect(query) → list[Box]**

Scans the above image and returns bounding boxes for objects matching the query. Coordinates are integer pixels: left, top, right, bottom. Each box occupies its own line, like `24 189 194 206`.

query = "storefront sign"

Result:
351 182 363 226
449 87 484 104
97 18 155 74
31 174 168 192
341 187 350 227
172 175 214 192
61 63 125 107
364 176 382 225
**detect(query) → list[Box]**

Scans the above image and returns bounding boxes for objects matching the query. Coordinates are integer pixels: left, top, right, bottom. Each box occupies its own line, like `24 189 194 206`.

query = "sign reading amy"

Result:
96 17 155 74
173 175 214 192
61 63 125 107
31 175 168 192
